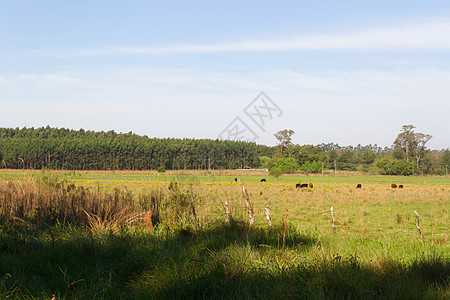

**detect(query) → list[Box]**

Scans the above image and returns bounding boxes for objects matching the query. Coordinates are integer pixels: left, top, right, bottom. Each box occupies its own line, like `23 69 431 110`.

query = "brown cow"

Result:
391 184 397 188
308 183 313 188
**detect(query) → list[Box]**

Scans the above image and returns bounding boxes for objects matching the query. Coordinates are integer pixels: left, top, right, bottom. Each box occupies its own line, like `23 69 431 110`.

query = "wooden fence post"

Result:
282 209 288 250
414 210 424 240
144 210 154 233
242 184 255 226
124 186 133 205
331 206 336 233
264 205 272 226
225 201 231 223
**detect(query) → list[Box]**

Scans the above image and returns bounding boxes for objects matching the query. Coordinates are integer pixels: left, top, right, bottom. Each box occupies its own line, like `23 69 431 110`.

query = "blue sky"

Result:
1 1 449 149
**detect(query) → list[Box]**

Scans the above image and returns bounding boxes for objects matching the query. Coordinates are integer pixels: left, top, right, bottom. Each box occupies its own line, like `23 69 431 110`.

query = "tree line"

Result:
0 126 448 175
0 127 266 170
269 126 449 175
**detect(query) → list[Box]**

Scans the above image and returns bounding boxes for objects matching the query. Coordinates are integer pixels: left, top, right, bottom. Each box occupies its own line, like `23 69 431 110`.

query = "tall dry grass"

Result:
0 177 145 232
0 175 208 234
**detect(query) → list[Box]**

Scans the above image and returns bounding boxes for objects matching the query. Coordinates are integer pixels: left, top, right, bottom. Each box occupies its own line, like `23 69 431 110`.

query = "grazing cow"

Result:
295 183 309 188
398 184 404 188
260 179 266 182
391 184 397 188
308 183 314 188
356 184 362 189
234 178 238 182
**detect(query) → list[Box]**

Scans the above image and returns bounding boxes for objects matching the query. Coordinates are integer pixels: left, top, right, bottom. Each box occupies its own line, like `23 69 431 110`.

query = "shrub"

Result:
359 163 381 175
268 157 299 177
259 156 271 168
376 158 413 175
300 161 322 174
269 167 284 178
156 166 166 173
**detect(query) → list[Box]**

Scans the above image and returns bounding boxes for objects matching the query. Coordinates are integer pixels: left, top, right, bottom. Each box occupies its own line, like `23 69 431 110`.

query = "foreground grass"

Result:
1 223 448 299
0 172 449 298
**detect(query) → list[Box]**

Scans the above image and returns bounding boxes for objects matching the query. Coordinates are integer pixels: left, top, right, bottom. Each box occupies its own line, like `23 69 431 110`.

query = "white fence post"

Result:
242 184 255 226
264 205 272 226
331 206 336 233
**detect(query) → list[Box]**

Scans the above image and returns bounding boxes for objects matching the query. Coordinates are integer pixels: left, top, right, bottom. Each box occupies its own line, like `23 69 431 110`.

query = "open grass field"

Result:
0 169 449 299
2 168 450 185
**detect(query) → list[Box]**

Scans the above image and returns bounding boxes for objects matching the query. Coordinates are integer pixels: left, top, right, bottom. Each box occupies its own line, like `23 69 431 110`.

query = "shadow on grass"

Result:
143 254 449 300
0 221 448 299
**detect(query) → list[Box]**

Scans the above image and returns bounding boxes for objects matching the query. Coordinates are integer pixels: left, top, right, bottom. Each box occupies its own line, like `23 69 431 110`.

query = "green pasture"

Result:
2 169 450 186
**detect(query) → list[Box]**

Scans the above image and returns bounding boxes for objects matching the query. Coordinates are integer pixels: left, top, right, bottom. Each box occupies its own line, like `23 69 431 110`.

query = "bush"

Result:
268 157 299 176
376 158 413 175
157 166 166 173
259 156 271 168
269 167 284 178
300 161 322 173
359 163 381 175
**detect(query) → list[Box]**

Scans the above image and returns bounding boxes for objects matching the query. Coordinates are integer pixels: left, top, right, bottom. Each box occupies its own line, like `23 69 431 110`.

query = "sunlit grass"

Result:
61 175 450 263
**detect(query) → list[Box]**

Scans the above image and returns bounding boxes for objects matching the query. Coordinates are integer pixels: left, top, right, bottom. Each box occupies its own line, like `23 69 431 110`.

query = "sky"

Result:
1 0 449 149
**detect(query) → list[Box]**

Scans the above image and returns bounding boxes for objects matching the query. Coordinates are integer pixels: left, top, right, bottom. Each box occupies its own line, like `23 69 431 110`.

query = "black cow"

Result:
356 184 362 189
260 179 266 182
398 184 404 188
297 183 308 188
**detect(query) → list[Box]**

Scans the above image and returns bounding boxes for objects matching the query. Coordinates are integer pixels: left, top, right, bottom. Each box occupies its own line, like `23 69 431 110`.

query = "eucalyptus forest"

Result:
0 126 448 175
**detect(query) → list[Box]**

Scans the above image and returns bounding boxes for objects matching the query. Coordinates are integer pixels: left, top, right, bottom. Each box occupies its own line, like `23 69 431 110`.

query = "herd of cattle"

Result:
234 178 404 189
294 183 404 189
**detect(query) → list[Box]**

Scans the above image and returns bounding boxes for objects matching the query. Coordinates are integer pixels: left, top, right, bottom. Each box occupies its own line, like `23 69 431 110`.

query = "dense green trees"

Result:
274 125 447 176
0 126 448 174
0 127 266 170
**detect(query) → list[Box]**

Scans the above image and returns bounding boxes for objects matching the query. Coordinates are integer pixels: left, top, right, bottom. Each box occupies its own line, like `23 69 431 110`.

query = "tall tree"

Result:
414 132 432 174
393 125 432 174
442 149 450 175
393 125 417 162
274 129 295 157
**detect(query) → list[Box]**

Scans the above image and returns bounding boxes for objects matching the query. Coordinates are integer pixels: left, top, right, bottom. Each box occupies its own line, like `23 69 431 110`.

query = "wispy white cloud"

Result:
0 77 12 85
36 20 450 57
3 67 450 105
17 73 79 87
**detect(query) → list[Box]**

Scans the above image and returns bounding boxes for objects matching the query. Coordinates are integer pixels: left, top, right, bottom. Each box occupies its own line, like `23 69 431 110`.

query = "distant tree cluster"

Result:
269 127 449 176
0 126 448 175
